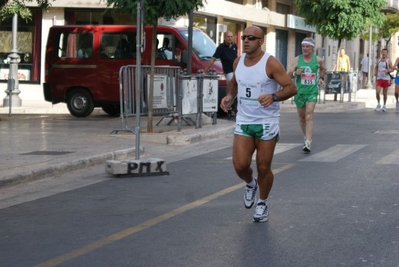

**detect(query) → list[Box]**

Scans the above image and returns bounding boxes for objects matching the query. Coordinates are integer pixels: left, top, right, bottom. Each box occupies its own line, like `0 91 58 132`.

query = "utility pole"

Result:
3 14 22 109
366 26 373 89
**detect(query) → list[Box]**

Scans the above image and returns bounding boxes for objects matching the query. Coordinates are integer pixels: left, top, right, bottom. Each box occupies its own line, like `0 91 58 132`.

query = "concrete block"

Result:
105 158 168 177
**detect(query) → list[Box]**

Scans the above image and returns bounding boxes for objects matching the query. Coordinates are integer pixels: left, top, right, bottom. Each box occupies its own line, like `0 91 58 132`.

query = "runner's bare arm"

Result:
288 57 299 79
220 57 240 112
265 56 297 102
394 57 399 71
388 58 394 72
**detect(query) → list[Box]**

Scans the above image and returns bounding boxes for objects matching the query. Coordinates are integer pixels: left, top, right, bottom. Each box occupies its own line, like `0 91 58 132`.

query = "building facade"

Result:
0 0 397 104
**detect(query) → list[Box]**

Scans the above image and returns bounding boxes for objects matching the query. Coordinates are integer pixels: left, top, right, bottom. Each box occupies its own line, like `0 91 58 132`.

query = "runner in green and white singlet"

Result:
288 37 326 153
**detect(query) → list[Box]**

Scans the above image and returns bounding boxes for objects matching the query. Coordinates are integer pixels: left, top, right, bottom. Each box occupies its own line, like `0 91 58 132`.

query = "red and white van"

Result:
43 25 226 117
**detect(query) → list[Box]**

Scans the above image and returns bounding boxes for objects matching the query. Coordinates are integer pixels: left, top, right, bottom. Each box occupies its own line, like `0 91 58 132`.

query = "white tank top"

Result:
235 52 280 124
377 59 390 81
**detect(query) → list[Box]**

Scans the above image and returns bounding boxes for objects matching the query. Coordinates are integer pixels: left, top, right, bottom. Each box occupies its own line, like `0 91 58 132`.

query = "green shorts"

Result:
294 94 318 108
234 123 279 141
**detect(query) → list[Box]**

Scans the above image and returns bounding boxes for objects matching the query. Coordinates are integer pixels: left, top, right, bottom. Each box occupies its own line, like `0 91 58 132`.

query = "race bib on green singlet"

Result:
300 66 316 85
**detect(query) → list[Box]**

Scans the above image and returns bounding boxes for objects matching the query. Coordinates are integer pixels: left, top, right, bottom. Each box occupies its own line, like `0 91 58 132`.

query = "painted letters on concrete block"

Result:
105 158 168 176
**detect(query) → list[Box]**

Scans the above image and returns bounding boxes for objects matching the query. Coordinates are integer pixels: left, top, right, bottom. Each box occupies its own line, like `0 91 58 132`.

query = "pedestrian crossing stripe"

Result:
376 148 399 164
299 144 367 162
225 143 302 160
224 143 399 164
274 143 302 154
225 143 368 162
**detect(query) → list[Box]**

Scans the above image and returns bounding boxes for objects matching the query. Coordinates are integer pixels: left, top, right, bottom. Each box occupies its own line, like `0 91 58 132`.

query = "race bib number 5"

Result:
238 80 261 107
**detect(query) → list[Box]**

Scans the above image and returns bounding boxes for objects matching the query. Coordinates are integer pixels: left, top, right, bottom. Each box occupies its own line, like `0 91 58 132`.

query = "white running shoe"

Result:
382 105 387 112
303 140 311 153
243 178 257 209
253 202 268 222
375 104 381 111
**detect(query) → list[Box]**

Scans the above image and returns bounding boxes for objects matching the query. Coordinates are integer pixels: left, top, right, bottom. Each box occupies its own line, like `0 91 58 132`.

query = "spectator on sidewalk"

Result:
374 48 393 112
204 31 237 81
220 26 296 223
360 54 369 88
332 48 351 101
332 48 351 72
288 37 326 153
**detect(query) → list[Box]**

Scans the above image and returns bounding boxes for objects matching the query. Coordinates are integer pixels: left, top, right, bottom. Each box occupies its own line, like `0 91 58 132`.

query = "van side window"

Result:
156 33 173 60
57 32 93 59
100 33 136 59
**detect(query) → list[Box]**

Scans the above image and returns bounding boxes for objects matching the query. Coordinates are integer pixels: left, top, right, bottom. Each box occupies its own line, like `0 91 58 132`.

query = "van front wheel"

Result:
67 89 94 117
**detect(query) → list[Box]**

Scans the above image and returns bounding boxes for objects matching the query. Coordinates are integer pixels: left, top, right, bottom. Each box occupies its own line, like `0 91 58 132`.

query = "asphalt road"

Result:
1 110 399 267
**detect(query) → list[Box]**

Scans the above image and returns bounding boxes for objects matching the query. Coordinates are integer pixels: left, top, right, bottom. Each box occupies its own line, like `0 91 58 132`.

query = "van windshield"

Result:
178 29 217 60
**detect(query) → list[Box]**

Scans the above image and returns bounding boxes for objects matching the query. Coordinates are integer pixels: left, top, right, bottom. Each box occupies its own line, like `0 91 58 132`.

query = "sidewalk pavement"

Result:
0 87 393 188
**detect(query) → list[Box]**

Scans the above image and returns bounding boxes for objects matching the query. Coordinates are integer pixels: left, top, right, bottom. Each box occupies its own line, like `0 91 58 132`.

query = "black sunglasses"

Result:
241 35 262 41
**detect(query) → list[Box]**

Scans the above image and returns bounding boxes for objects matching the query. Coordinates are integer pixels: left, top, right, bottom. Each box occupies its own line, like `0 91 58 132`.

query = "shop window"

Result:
0 10 41 82
276 3 290 14
65 9 135 25
193 16 216 42
295 33 307 56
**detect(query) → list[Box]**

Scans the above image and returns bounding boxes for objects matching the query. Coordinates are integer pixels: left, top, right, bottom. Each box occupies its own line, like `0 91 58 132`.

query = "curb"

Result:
140 124 234 145
0 148 141 188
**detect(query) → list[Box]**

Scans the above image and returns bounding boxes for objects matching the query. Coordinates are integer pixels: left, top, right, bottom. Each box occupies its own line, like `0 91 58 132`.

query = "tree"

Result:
105 0 204 133
377 12 399 48
294 0 386 49
0 0 51 21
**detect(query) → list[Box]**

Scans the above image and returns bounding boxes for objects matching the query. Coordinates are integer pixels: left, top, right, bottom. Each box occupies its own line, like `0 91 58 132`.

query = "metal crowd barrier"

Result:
178 70 219 130
323 71 358 103
112 65 219 134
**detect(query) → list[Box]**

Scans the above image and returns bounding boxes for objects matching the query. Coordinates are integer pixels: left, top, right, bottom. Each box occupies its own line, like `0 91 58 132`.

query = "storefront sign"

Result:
286 15 316 32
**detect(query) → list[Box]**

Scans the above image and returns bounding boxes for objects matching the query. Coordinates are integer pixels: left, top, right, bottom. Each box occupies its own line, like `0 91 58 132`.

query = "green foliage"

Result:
0 0 52 21
378 13 399 45
105 0 204 25
361 31 379 43
294 0 386 41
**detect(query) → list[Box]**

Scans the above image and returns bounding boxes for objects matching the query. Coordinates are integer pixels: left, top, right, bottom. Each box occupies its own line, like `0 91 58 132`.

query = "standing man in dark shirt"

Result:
204 31 237 81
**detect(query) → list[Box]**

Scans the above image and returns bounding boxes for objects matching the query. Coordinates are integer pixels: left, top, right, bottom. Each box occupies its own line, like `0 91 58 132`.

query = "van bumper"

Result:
43 82 52 102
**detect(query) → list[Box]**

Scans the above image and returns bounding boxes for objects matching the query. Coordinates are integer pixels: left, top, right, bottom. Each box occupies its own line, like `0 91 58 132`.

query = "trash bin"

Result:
349 71 357 92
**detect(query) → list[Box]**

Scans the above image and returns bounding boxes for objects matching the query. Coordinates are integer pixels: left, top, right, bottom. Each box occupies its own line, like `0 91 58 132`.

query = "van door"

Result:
154 32 185 68
96 31 137 103
49 31 97 104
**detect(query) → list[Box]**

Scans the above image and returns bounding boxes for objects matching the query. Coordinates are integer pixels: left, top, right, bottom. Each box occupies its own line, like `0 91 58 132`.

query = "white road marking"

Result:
299 144 367 162
377 148 399 164
225 143 302 160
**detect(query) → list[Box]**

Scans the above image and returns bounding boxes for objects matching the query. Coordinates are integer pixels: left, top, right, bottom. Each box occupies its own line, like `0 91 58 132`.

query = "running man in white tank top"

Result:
220 26 297 223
